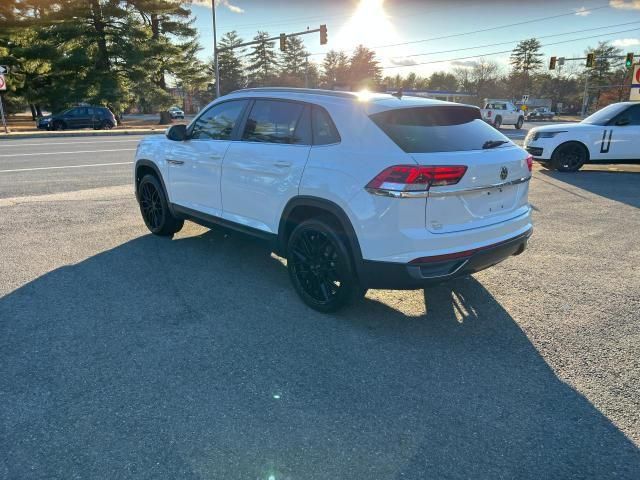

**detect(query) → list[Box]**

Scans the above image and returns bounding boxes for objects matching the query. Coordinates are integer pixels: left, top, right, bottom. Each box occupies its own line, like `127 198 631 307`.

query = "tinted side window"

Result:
312 106 340 145
242 100 305 144
190 100 247 140
624 105 640 125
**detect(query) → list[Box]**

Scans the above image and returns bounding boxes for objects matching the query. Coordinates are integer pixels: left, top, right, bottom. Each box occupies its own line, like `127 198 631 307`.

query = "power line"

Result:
397 20 640 60
380 27 640 69
371 4 611 49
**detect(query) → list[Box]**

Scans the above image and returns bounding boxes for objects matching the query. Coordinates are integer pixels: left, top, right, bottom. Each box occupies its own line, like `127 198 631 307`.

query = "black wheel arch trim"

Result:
134 160 175 215
278 196 364 275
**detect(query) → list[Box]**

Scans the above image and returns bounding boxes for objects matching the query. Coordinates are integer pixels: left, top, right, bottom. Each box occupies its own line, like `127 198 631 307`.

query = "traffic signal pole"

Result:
211 0 220 98
217 26 326 53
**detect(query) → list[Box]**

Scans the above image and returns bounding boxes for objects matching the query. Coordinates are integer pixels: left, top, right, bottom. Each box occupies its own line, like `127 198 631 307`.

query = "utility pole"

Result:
211 0 220 98
0 94 7 134
581 75 589 117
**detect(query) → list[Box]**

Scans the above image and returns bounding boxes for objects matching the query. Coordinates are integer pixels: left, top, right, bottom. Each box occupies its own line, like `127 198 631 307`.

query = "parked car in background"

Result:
481 100 525 129
527 107 555 121
134 88 533 312
37 106 117 130
524 101 640 171
168 106 185 119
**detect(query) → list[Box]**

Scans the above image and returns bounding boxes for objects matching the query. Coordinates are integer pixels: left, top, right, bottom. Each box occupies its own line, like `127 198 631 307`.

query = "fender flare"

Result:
134 159 171 204
278 196 364 273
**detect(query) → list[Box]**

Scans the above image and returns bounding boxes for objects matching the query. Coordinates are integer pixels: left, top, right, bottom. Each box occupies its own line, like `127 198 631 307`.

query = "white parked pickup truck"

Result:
481 100 525 129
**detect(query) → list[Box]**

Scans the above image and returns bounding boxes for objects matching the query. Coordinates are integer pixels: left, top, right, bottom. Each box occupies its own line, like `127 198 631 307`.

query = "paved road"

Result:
0 136 144 198
1 136 639 479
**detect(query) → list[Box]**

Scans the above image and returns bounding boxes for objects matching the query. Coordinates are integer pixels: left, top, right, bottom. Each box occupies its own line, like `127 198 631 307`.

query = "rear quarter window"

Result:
370 106 511 153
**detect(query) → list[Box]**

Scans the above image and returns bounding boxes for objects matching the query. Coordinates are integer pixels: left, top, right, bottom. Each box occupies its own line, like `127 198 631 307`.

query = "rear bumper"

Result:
358 228 532 289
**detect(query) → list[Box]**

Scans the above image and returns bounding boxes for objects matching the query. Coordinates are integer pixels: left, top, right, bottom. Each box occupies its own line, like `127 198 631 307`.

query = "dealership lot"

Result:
1 136 639 478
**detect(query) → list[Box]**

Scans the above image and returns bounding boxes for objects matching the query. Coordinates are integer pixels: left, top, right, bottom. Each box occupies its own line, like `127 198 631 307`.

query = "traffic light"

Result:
320 24 327 45
625 52 634 68
549 56 556 70
279 33 286 52
586 53 595 68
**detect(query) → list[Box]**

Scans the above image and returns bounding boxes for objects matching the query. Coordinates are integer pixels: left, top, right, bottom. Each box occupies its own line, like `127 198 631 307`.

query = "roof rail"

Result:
227 87 359 99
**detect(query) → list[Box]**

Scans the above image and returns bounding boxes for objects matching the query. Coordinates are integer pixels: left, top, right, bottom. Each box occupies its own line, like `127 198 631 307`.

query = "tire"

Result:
515 116 524 130
551 142 588 172
493 116 502 129
52 120 65 131
101 120 114 130
287 217 359 313
137 174 184 236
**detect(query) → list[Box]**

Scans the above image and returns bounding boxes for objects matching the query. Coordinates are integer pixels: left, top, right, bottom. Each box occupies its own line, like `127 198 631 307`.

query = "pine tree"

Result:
348 45 381 89
216 31 246 94
322 50 349 87
280 36 308 82
246 31 278 86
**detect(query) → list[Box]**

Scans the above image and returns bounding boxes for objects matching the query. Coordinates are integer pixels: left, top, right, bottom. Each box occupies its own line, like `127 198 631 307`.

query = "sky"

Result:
188 0 640 79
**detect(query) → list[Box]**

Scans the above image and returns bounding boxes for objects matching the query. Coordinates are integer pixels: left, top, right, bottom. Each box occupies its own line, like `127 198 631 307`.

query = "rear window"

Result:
370 106 511 153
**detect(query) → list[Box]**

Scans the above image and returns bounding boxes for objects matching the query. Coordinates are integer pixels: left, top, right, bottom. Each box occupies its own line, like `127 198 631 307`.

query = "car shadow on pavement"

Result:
2 228 639 479
538 168 640 208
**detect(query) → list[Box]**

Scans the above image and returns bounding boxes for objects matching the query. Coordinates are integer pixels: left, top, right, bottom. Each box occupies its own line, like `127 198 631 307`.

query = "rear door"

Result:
607 104 640 159
370 105 531 234
221 99 311 233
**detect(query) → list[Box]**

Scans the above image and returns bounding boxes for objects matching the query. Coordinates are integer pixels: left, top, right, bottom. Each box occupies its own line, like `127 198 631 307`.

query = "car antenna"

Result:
391 88 403 99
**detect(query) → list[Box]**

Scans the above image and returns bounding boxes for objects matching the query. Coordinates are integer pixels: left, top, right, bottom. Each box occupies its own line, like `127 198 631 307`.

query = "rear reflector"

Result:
366 165 467 193
526 155 533 172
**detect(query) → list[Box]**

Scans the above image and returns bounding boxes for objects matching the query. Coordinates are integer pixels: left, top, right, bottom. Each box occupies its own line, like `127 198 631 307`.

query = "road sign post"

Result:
0 74 7 134
0 65 9 75
630 64 640 101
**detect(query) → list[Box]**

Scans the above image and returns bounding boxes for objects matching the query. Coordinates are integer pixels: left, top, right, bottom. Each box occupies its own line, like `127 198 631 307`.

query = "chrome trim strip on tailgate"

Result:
428 176 531 197
364 176 531 199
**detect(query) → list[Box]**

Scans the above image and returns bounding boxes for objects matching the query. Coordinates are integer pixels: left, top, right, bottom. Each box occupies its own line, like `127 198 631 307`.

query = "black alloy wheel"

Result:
551 142 587 172
494 116 502 129
515 116 524 129
287 218 359 312
138 174 183 236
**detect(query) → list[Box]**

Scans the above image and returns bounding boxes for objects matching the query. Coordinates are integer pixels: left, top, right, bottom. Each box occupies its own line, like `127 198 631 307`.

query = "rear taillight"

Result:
526 155 533 172
486 111 492 118
366 165 467 196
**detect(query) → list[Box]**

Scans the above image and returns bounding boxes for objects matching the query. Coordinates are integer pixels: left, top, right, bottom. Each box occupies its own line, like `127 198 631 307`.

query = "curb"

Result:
0 129 165 140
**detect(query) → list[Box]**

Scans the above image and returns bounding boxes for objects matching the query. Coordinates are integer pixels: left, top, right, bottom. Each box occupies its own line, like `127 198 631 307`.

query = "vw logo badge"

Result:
500 166 508 180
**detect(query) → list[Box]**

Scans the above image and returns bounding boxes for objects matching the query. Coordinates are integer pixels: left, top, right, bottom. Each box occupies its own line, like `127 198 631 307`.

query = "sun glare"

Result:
335 0 399 50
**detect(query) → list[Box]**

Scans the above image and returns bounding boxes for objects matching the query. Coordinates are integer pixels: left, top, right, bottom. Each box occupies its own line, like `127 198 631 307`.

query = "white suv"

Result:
134 88 533 312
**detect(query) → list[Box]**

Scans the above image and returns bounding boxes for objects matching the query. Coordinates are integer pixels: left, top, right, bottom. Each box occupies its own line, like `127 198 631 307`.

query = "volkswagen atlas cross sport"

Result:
134 88 533 312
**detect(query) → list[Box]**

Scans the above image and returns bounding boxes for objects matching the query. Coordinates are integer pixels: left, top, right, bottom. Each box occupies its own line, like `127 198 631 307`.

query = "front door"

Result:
167 99 248 217
221 100 312 233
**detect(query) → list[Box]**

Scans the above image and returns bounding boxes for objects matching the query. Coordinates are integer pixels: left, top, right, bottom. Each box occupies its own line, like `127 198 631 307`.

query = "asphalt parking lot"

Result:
1 136 639 479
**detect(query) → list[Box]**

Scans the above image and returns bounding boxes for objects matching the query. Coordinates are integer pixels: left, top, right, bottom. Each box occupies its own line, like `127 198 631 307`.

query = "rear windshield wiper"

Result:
482 140 509 149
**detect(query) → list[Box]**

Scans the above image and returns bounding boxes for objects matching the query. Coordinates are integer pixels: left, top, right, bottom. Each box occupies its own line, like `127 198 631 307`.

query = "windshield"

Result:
582 103 628 125
370 106 511 153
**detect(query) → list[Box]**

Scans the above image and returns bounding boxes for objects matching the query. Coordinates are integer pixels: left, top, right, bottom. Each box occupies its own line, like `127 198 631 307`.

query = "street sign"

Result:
522 95 529 104
631 64 640 101
0 65 8 75
0 74 6 91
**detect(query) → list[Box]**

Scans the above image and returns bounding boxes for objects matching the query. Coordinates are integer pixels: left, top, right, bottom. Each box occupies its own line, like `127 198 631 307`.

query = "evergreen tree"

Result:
280 35 308 85
348 45 381 89
216 31 246 94
321 50 350 87
428 71 458 91
246 31 278 86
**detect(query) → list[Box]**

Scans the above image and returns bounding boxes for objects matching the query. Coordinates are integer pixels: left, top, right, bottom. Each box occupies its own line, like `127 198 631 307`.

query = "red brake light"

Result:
366 165 467 194
526 155 533 172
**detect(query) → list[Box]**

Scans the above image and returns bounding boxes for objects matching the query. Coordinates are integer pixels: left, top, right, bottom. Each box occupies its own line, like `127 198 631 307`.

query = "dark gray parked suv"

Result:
38 106 117 130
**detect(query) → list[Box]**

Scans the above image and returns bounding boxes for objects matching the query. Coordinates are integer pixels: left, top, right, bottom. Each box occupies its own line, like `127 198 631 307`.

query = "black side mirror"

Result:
166 124 187 141
615 117 630 126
